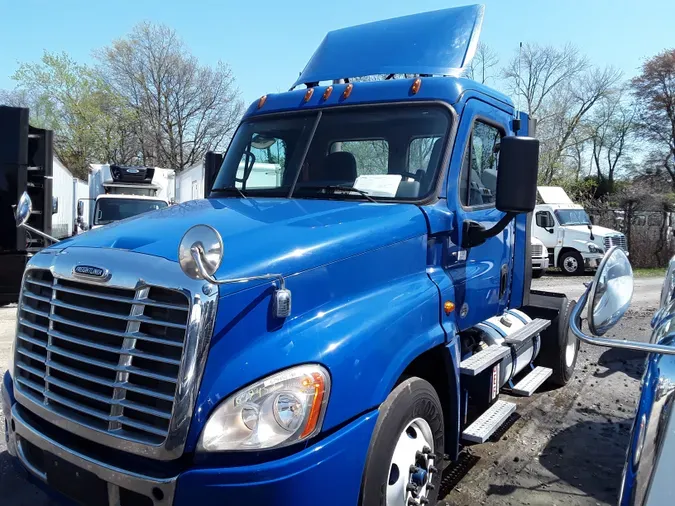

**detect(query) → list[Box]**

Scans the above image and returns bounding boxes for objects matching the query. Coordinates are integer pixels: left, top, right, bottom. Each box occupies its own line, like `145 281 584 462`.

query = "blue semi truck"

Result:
2 5 582 506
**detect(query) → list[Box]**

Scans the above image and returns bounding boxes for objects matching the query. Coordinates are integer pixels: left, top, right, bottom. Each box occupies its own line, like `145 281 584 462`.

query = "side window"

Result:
330 140 389 176
460 121 502 206
536 211 554 228
236 135 287 189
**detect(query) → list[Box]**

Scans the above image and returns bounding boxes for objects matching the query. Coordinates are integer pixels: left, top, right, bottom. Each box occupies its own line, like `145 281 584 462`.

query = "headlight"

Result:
198 364 331 451
588 244 604 254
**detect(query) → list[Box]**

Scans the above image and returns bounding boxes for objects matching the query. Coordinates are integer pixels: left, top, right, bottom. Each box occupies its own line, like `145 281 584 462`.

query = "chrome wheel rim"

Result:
564 256 578 273
565 325 577 367
387 417 436 506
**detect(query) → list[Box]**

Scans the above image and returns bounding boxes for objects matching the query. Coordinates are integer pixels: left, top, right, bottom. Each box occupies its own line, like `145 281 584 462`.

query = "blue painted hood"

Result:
292 4 484 87
55 198 427 282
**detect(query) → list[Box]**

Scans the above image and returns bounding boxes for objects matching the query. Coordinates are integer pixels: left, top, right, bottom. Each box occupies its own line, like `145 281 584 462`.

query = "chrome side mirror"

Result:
15 191 32 227
588 248 633 335
571 246 675 356
14 191 59 243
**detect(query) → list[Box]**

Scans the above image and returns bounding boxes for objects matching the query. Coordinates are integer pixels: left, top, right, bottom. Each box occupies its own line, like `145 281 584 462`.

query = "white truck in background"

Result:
532 186 627 275
84 164 175 229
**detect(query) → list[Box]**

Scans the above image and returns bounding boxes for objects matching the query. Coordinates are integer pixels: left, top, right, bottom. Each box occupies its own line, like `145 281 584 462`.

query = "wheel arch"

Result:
392 340 461 461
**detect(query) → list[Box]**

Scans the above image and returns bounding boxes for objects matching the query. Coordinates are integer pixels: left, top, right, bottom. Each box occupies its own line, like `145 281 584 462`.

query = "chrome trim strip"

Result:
12 404 176 506
13 247 218 460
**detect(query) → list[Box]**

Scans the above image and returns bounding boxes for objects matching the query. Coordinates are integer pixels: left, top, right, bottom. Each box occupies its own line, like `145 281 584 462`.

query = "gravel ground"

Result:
0 272 663 506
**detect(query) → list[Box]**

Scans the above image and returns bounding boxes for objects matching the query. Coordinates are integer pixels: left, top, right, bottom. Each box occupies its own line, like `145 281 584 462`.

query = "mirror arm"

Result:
462 212 517 249
20 223 59 244
571 287 675 356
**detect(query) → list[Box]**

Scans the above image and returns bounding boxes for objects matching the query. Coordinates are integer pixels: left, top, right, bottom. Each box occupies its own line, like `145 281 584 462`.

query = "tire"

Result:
559 250 584 276
360 377 444 506
532 269 545 279
536 299 579 386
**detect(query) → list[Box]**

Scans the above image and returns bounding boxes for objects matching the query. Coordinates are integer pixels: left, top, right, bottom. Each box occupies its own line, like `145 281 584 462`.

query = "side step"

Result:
502 318 551 344
459 345 510 376
508 366 552 397
462 400 517 443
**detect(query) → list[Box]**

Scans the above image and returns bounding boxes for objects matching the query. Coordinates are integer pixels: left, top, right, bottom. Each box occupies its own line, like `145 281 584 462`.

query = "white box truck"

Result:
52 157 88 238
532 186 626 275
84 164 175 229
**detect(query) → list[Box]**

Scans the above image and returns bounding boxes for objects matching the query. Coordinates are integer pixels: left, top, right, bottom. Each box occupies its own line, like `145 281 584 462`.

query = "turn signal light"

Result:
342 83 353 100
411 78 422 95
322 86 333 101
444 301 455 315
304 88 314 103
258 95 267 109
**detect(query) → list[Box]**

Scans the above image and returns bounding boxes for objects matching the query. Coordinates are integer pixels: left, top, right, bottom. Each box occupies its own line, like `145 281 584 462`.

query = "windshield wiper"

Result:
211 186 248 199
296 185 378 203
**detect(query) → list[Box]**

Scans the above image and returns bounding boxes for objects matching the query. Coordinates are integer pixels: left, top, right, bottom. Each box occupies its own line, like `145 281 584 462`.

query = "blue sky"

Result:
1 0 673 106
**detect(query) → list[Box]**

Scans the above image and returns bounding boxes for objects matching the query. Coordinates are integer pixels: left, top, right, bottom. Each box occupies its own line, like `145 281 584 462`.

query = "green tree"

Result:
10 51 137 178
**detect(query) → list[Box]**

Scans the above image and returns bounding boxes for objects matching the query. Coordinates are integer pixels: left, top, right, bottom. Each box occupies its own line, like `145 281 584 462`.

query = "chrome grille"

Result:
14 269 190 446
531 244 543 257
604 234 627 251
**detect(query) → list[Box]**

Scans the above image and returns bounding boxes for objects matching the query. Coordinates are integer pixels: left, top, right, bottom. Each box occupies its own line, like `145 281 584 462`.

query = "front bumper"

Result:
532 257 549 270
3 372 377 506
582 252 604 269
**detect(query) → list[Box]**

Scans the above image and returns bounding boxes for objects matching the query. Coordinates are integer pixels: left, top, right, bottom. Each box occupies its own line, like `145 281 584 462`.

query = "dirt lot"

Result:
0 273 663 505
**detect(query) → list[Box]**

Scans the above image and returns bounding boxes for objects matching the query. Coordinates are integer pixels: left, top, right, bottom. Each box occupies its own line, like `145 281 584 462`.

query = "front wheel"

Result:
559 251 584 276
360 377 444 506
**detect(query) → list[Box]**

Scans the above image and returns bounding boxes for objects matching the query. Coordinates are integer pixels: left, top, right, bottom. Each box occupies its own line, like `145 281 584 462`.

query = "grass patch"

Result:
633 268 666 278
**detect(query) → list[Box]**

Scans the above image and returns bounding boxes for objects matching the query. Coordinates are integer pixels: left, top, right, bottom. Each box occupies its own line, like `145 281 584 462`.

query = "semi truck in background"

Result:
532 186 626 275
85 164 174 229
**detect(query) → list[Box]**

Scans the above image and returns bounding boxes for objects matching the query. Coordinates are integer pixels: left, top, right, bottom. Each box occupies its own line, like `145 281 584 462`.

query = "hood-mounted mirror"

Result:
14 191 59 243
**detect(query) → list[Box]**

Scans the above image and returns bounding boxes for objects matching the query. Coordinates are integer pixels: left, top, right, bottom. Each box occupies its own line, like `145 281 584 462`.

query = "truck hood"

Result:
53 198 427 281
563 224 621 237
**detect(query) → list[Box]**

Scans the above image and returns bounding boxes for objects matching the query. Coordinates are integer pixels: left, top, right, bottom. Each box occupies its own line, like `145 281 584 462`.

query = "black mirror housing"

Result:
495 136 539 213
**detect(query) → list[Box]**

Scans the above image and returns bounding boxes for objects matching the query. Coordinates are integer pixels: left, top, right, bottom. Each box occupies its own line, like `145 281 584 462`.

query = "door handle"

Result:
499 264 508 299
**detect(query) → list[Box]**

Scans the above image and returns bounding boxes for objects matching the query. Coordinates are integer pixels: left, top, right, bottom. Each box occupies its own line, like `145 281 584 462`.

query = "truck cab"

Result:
533 186 626 275
3 6 581 506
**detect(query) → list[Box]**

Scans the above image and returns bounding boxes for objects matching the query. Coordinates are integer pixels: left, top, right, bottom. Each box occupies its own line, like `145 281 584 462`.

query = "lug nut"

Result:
429 465 438 473
410 465 420 473
422 446 431 454
406 484 417 492
427 483 435 491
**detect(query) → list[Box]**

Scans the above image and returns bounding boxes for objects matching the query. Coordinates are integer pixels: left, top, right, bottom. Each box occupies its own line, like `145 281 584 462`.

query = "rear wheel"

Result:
360 377 444 506
537 299 579 386
559 251 584 276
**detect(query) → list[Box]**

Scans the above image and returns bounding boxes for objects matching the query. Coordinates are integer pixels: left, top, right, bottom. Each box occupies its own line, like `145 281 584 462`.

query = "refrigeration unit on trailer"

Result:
86 164 175 228
4 6 587 506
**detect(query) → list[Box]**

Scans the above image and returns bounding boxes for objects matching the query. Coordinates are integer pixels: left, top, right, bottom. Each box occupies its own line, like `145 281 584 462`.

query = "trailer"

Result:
52 157 88 238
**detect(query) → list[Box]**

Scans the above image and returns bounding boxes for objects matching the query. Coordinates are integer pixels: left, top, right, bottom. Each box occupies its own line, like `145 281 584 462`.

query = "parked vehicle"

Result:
533 186 626 275
531 237 549 278
52 157 88 237
3 6 584 506
85 164 175 229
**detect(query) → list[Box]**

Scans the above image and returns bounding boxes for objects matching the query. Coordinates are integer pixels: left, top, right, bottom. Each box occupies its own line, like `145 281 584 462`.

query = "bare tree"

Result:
631 49 675 189
96 22 244 170
586 91 636 194
504 43 588 118
463 42 499 84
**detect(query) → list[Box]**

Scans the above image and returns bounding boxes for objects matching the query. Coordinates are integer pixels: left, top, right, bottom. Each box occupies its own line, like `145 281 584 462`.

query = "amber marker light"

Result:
300 372 327 438
304 88 314 103
444 301 455 315
341 83 353 100
322 86 333 101
411 78 422 95
258 95 267 109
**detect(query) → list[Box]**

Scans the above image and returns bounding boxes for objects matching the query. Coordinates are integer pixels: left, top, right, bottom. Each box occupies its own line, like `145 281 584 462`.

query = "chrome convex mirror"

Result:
15 191 32 227
570 246 675 356
14 192 59 243
588 247 633 335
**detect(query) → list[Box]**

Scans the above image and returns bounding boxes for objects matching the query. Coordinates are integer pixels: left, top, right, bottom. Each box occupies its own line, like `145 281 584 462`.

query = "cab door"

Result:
446 98 515 330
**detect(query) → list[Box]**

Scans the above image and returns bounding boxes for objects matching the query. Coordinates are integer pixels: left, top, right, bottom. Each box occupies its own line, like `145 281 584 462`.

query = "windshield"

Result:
554 209 591 226
94 198 167 225
211 105 451 201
